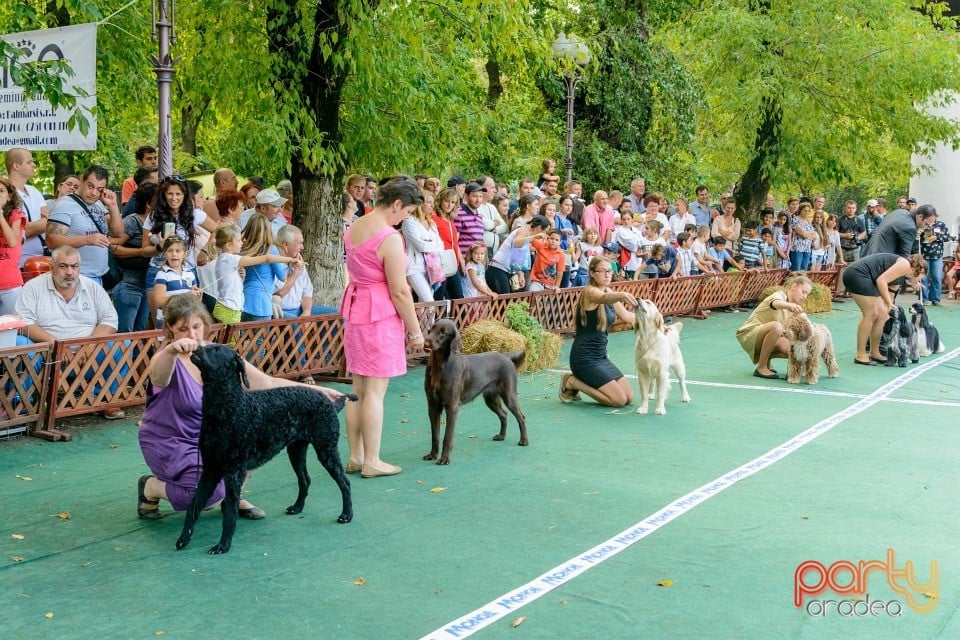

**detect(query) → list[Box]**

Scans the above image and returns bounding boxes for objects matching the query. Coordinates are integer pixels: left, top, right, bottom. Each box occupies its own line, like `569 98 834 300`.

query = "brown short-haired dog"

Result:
423 319 528 465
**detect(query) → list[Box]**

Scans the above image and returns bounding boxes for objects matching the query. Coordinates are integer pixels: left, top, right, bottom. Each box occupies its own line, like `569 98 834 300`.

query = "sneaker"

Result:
923 301 931 306
932 301 940 306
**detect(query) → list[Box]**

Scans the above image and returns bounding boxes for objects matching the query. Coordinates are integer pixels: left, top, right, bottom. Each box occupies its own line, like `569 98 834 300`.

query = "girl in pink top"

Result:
340 176 424 478
0 177 26 315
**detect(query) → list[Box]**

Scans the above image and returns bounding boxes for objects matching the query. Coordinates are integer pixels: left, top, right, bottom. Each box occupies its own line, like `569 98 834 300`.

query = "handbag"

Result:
425 252 446 285
440 249 458 277
509 271 525 292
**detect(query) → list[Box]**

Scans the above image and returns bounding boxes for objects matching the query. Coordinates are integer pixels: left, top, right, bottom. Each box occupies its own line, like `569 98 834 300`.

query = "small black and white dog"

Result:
910 302 946 357
880 305 919 367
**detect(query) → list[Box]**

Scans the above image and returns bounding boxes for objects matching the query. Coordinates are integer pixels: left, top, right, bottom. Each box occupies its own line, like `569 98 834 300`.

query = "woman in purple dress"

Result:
136 295 343 520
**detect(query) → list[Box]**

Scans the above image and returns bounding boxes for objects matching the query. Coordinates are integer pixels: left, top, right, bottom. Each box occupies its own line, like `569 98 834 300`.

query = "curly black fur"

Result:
175 344 354 554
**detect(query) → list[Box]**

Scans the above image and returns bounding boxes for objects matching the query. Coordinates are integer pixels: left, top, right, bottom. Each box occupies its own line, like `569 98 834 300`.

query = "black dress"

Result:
570 305 623 388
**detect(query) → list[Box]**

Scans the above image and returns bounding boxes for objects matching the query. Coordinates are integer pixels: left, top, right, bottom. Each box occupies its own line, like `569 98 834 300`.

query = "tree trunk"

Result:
180 96 210 157
266 0 377 306
733 96 782 220
485 56 502 109
49 151 76 186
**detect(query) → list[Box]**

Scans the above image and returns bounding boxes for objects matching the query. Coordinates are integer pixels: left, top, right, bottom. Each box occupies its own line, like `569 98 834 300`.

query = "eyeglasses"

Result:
162 174 186 184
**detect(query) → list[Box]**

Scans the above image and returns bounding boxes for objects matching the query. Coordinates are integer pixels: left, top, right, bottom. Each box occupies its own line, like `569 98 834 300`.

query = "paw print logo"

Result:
16 39 35 57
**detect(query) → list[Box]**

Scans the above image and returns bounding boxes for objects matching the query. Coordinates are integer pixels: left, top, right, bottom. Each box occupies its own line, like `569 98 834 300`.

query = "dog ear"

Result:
235 352 250 388
450 329 462 353
653 310 664 331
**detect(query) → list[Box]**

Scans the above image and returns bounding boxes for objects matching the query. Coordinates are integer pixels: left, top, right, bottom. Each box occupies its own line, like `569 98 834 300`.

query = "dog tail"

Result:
667 321 684 336
507 351 526 369
333 393 358 413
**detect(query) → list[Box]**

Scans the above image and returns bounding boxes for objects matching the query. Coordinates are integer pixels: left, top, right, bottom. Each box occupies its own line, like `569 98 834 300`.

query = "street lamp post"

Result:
551 34 591 185
151 0 177 180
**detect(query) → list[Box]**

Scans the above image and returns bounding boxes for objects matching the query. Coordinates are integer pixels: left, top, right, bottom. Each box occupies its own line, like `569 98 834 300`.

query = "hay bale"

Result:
760 283 832 314
459 318 560 372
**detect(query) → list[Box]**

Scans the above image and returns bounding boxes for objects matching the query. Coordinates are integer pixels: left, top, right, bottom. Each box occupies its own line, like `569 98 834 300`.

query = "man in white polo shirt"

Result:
16 246 124 419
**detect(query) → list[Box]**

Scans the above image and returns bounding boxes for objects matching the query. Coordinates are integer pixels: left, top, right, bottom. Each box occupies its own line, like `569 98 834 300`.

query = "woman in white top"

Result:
401 190 444 301
668 197 697 243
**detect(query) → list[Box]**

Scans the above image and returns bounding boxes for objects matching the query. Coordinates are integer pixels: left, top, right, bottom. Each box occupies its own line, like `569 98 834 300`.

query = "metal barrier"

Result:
7 269 813 441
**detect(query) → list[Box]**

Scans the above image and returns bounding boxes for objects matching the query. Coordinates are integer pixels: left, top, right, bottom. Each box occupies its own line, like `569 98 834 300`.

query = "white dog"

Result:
633 299 691 415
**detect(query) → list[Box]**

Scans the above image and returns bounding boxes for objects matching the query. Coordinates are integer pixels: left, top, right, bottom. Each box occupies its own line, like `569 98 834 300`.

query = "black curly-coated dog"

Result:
423 319 527 466
175 344 354 554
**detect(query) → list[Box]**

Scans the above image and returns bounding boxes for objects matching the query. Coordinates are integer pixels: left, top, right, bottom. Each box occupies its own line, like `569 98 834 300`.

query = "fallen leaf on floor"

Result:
468 435 477 439
657 579 674 587
511 616 527 628
44 612 53 619
560 600 567 606
155 632 164 636
11 556 23 562
417 480 424 485
11 534 24 540
114 546 124 552
16 475 31 481
922 592 938 600
401 418 410 424
57 513 70 520
430 487 446 493
110 444 119 449
353 577 366 587
801 515 808 520
435 588 442 595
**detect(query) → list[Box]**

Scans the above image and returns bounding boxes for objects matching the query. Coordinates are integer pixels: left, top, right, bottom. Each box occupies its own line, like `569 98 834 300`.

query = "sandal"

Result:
559 373 579 403
299 375 317 386
137 475 164 520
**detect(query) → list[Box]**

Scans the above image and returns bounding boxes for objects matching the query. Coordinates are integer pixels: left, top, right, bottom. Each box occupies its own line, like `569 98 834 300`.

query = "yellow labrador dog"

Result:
634 299 691 415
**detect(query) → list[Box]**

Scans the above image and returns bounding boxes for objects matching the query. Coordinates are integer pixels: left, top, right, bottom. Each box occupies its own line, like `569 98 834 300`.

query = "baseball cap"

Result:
255 189 287 207
867 199 878 207
447 175 467 187
906 197 918 204
603 242 619 253
464 182 486 195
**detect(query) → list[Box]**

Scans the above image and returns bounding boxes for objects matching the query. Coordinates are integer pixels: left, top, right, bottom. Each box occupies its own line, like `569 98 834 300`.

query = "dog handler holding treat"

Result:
840 253 927 366
736 275 813 379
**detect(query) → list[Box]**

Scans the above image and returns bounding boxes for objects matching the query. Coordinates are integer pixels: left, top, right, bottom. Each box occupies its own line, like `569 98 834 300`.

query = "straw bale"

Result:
760 283 832 314
459 319 560 372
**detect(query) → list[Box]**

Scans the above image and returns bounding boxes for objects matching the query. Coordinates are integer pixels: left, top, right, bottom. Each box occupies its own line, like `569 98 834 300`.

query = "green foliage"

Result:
504 301 545 363
660 0 960 196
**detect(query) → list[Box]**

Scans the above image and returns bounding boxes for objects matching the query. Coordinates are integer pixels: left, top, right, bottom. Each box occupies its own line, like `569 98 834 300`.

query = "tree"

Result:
660 0 960 218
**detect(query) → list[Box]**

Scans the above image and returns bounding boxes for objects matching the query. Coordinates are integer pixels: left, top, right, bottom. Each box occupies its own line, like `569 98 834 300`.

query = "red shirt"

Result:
530 239 565 287
1 208 26 289
432 214 459 251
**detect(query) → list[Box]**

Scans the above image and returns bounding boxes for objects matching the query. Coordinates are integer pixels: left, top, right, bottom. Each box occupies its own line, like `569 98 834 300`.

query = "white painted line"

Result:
424 348 960 639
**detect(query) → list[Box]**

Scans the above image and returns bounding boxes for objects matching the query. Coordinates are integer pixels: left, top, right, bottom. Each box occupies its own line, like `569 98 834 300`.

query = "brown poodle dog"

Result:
783 314 840 385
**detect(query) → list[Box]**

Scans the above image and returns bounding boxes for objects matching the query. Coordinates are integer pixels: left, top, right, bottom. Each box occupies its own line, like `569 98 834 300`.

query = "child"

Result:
566 236 583 287
529 229 566 291
602 243 623 281
0 176 26 315
212 225 301 324
676 232 696 277
151 236 200 328
693 225 719 273
824 215 844 268
537 158 558 189
463 243 498 298
773 212 791 269
636 219 666 279
645 243 678 279
579 227 604 286
738 220 763 268
946 243 960 299
760 228 777 269
708 236 744 272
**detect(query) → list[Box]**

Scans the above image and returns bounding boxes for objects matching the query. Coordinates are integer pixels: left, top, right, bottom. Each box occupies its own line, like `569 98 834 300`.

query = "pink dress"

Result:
340 226 408 377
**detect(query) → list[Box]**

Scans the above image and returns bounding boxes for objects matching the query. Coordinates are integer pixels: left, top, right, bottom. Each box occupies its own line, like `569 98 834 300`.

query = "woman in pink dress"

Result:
340 176 424 478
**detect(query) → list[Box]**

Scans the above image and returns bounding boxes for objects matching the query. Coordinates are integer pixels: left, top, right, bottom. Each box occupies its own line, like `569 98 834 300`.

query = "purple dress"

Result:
138 357 225 510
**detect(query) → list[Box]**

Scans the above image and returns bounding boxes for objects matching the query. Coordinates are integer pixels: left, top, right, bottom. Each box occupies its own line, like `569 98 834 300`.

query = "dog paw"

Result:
492 434 505 441
285 504 304 515
422 452 437 461
337 513 353 524
175 531 192 550
655 407 666 415
517 438 529 446
208 542 231 555
681 394 691 403
436 457 451 466
636 406 648 414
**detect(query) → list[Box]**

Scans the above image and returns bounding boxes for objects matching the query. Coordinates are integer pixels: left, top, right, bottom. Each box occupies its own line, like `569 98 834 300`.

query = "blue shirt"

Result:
242 247 288 316
690 201 712 229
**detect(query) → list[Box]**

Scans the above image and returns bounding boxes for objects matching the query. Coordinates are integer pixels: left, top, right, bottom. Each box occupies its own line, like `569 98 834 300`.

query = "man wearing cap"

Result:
238 189 288 235
905 197 918 212
919 208 951 305
862 199 883 241
447 175 467 200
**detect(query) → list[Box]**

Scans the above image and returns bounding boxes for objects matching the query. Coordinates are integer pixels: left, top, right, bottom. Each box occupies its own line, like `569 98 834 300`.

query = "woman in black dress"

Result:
560 256 639 407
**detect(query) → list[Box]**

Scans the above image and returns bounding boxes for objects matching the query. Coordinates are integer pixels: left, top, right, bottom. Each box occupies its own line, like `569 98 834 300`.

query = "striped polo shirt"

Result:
454 205 485 256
